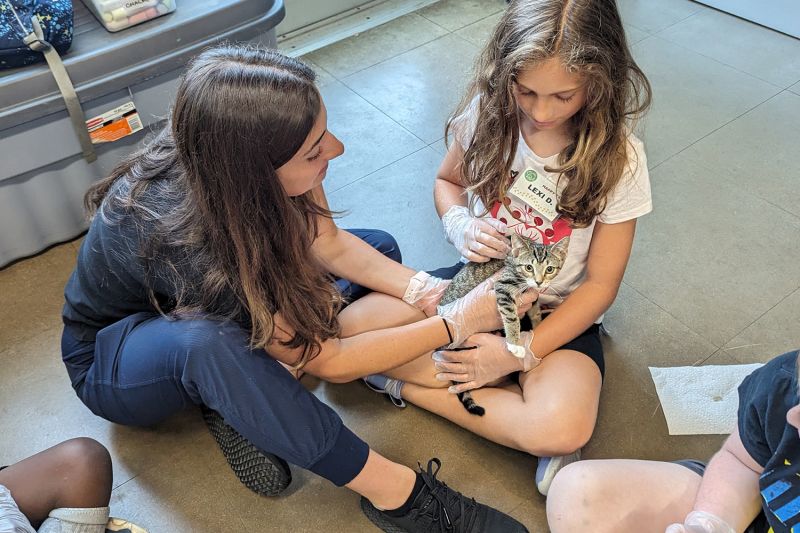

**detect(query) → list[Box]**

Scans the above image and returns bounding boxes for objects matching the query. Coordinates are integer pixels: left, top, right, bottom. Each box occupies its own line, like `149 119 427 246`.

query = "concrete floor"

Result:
2 0 800 531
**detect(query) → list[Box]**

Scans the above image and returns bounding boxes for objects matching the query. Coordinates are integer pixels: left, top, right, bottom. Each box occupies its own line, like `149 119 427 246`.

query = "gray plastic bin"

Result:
0 0 285 267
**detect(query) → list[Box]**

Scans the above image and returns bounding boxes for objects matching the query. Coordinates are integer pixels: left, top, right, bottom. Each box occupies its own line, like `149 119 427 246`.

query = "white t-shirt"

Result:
452 98 653 316
0 485 36 533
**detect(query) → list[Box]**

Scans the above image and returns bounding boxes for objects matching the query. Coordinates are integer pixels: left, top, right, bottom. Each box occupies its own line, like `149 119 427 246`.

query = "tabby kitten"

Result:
438 234 570 416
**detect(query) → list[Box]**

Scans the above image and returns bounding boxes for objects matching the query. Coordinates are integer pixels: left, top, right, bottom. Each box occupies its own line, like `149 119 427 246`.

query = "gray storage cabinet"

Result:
0 0 285 267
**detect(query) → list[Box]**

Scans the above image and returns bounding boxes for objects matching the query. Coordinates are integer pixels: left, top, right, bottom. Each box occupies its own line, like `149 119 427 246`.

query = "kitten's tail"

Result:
458 391 486 416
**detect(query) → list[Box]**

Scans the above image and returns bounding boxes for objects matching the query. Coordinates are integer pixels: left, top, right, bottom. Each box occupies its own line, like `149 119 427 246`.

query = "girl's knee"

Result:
515 432 583 457
514 409 594 456
552 420 594 454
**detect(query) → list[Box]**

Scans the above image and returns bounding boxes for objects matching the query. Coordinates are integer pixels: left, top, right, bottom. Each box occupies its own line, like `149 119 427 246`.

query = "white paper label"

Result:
507 168 559 221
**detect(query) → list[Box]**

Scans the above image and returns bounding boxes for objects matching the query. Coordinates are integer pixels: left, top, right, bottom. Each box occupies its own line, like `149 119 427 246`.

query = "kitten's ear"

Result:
509 234 525 257
551 237 570 260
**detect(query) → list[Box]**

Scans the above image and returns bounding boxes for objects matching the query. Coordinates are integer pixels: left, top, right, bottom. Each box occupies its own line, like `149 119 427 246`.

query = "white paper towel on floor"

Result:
649 364 763 435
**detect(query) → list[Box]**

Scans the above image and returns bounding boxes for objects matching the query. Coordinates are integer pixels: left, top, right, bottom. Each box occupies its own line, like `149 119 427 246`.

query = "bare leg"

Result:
337 293 445 388
402 349 602 456
346 449 417 510
338 293 424 337
383 354 449 388
547 460 701 533
0 438 112 528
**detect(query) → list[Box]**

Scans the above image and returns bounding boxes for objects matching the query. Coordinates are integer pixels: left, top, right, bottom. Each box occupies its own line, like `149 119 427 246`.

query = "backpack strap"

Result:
22 14 96 163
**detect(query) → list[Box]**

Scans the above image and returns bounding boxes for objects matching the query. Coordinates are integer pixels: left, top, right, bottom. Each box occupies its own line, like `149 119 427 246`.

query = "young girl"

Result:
0 438 144 532
364 0 653 495
60 46 531 532
546 350 800 533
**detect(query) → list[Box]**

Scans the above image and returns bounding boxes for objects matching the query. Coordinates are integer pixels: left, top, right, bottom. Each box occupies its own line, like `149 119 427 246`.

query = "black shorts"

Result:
674 460 769 533
428 261 605 379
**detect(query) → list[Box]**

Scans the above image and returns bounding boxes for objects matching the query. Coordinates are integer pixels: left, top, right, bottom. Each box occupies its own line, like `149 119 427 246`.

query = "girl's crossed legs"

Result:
397 348 601 457
343 290 603 458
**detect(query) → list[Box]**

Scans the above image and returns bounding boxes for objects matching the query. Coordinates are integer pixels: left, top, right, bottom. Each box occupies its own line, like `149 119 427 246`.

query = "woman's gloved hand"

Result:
442 205 510 262
402 272 451 317
665 511 736 533
438 277 537 348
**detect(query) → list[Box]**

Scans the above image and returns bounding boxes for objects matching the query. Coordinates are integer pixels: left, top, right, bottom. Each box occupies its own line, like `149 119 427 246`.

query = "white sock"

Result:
383 377 404 400
364 374 405 400
37 507 110 533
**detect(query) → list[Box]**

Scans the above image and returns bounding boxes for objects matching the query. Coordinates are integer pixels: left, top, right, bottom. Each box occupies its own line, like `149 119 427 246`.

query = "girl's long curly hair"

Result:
447 0 652 228
84 47 342 367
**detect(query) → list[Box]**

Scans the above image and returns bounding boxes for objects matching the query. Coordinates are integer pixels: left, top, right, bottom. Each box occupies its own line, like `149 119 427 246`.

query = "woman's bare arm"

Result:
310 185 417 298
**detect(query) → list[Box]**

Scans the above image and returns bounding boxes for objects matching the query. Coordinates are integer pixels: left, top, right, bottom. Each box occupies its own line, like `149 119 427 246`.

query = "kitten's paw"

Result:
506 343 526 359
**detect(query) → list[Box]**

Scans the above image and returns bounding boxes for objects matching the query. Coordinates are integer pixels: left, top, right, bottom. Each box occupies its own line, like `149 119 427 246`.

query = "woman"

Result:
60 47 532 532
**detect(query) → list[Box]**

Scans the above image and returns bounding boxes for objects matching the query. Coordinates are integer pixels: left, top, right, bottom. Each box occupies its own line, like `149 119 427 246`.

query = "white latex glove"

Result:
437 278 537 348
402 271 452 317
665 511 736 533
433 330 541 393
441 205 510 263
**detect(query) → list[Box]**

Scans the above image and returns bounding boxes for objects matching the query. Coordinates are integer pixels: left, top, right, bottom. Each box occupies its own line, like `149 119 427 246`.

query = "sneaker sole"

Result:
201 406 292 496
360 497 410 533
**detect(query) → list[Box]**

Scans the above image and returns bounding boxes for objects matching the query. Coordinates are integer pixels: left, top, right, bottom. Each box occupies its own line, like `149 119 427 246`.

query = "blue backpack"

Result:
0 0 73 69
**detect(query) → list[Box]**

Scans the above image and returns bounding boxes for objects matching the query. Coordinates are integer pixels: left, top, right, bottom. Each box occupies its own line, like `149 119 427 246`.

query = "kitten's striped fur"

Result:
438 234 570 416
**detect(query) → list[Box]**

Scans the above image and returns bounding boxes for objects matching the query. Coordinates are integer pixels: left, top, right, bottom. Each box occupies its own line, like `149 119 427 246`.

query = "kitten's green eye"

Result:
545 266 555 274
524 265 534 272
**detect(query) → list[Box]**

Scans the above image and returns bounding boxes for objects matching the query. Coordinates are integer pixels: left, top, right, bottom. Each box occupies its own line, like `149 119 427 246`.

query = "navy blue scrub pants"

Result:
61 229 400 487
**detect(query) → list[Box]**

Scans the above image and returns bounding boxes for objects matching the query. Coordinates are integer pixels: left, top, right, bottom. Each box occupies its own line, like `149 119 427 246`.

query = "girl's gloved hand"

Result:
402 272 451 317
437 278 537 348
432 330 541 393
442 205 510 263
665 511 736 533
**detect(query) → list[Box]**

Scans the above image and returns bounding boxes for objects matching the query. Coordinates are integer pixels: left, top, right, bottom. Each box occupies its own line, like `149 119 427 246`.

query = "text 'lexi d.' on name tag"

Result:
507 168 559 221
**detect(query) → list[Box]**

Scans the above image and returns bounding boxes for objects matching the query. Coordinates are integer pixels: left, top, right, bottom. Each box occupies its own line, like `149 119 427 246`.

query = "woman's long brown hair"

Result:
447 0 652 228
84 47 342 366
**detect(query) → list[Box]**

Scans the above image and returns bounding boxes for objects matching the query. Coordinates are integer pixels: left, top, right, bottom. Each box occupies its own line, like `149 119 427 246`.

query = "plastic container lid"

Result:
82 0 178 33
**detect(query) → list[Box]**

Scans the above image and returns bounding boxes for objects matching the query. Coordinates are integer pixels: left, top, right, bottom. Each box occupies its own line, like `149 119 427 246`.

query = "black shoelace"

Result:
415 458 479 532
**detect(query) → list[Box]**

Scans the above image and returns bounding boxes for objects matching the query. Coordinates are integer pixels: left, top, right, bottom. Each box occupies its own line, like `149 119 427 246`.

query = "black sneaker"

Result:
360 458 529 532
201 405 292 496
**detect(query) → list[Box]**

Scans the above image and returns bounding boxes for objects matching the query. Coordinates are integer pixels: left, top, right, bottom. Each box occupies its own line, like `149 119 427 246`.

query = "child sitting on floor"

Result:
0 437 145 532
546 349 800 533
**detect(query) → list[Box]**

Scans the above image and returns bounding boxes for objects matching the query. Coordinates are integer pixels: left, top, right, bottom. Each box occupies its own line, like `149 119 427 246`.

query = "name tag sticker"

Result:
507 168 559 221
